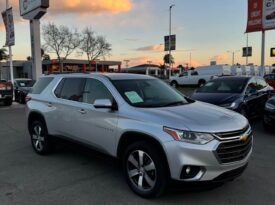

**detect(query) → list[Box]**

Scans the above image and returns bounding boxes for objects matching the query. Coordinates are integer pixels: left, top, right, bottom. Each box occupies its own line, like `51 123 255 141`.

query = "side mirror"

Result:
94 99 118 110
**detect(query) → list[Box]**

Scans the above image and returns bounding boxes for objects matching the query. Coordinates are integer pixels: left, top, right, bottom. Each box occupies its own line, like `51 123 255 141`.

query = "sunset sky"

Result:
1 0 275 67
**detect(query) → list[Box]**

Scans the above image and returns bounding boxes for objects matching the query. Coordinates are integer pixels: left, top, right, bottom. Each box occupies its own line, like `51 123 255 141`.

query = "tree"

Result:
42 23 80 71
41 48 51 61
79 27 112 69
0 48 8 62
163 54 174 65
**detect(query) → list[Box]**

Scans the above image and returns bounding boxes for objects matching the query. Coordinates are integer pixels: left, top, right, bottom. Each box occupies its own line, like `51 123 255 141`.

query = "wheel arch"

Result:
117 131 171 176
28 111 47 133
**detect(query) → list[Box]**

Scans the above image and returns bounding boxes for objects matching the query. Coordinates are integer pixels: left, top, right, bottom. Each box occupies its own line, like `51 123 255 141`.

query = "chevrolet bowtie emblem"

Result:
240 134 249 142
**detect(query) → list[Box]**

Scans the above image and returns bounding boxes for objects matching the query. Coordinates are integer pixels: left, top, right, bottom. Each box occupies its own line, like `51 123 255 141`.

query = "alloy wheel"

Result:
127 150 157 191
32 125 45 152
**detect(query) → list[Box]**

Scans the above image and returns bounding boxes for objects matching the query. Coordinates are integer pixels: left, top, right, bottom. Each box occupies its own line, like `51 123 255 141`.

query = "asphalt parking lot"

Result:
0 89 275 205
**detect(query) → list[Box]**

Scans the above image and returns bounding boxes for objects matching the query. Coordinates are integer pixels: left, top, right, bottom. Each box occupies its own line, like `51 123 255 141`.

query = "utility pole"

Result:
246 33 249 65
261 31 265 76
227 50 240 66
168 4 175 78
5 0 14 85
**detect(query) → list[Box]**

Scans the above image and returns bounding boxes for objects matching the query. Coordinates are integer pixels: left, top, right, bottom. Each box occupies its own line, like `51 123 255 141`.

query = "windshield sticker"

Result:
125 91 144 104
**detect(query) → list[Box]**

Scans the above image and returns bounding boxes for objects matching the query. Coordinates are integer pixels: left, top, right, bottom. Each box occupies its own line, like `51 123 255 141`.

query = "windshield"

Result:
112 79 190 108
16 80 36 88
197 78 248 94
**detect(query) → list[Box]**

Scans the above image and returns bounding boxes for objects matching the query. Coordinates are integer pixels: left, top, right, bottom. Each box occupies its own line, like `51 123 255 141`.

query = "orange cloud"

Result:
135 44 164 52
211 53 229 62
1 0 132 15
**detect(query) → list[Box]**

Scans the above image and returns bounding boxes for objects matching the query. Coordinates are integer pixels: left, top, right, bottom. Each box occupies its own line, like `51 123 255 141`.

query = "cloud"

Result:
211 53 228 62
1 0 132 15
135 44 164 52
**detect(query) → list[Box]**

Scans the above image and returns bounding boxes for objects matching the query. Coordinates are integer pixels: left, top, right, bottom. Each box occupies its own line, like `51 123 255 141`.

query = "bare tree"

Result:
79 27 112 69
42 23 80 71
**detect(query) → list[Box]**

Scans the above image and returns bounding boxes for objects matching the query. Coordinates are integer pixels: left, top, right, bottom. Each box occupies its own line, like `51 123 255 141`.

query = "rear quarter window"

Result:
31 77 54 94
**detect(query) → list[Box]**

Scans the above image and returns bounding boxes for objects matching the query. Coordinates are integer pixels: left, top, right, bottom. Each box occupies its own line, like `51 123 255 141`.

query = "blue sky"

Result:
1 0 275 67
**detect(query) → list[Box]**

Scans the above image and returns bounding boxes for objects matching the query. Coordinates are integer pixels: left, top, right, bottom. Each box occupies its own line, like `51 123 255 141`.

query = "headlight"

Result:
164 127 214 145
266 102 275 110
220 102 236 108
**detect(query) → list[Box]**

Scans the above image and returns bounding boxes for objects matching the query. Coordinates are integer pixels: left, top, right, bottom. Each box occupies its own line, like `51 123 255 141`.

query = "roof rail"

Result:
44 71 91 75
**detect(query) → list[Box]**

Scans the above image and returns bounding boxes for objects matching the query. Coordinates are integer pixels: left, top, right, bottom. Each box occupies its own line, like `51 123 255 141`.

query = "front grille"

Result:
215 130 253 164
214 125 250 140
213 163 248 182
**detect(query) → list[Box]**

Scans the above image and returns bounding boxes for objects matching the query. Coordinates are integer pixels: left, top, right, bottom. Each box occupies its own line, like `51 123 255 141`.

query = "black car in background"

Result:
0 80 13 106
191 76 274 118
263 96 275 130
14 79 35 104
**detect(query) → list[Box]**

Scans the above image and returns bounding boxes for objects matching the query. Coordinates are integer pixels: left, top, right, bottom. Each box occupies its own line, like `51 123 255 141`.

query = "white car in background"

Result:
169 65 231 87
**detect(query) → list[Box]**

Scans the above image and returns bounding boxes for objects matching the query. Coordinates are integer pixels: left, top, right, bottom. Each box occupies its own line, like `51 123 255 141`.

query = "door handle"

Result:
78 109 87 114
47 102 53 107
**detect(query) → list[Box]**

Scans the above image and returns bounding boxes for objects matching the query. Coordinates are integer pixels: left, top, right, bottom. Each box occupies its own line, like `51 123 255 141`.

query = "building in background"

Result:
0 59 122 80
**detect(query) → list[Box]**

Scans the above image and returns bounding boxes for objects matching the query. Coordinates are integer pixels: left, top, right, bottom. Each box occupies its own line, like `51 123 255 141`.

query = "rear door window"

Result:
32 77 54 94
59 78 86 102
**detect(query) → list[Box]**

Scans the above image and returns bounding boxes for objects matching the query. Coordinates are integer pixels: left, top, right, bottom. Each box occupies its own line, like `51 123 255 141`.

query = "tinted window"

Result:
246 79 257 93
59 78 86 102
197 78 248 94
83 79 113 104
16 80 36 87
32 77 54 94
256 78 268 90
112 79 189 108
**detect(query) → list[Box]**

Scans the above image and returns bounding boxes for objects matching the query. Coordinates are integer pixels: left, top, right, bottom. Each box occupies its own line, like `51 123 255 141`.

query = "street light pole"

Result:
5 0 14 85
169 4 175 78
227 50 240 66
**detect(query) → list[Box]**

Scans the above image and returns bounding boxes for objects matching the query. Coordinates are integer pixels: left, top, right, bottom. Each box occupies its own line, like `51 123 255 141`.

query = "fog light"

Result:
180 165 202 179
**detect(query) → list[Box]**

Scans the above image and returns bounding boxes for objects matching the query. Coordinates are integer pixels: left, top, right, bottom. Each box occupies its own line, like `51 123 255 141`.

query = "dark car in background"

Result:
263 96 275 130
264 74 275 89
191 76 274 118
14 79 36 104
0 80 13 106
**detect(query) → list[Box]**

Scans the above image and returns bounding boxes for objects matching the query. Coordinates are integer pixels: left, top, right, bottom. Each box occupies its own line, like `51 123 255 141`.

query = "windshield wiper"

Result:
161 101 186 107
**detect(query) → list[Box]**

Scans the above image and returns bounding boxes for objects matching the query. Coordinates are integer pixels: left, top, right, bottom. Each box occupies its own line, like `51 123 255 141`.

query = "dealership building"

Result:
0 59 122 80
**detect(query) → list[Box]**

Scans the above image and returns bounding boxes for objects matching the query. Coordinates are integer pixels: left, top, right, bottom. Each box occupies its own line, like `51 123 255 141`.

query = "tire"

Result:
122 141 168 198
170 81 178 88
4 99 12 106
29 120 54 155
19 93 25 104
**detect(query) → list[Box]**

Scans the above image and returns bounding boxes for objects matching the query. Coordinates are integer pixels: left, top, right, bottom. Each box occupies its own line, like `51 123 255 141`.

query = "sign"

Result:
164 35 176 51
263 0 275 30
1 8 15 46
271 47 275 57
20 0 49 16
246 0 263 33
243 47 253 57
246 0 275 32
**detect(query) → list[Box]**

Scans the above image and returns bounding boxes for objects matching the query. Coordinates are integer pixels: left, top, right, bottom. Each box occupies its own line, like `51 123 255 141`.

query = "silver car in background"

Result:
26 73 252 198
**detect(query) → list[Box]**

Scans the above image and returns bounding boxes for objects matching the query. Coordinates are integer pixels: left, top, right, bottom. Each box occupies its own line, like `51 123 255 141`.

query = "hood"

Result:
191 92 242 105
131 101 248 133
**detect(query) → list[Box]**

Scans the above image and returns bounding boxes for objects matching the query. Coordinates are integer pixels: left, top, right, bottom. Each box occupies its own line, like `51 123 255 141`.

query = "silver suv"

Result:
26 73 252 198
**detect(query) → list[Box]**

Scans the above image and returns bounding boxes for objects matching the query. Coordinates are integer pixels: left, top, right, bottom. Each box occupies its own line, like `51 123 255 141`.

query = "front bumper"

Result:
163 137 252 181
